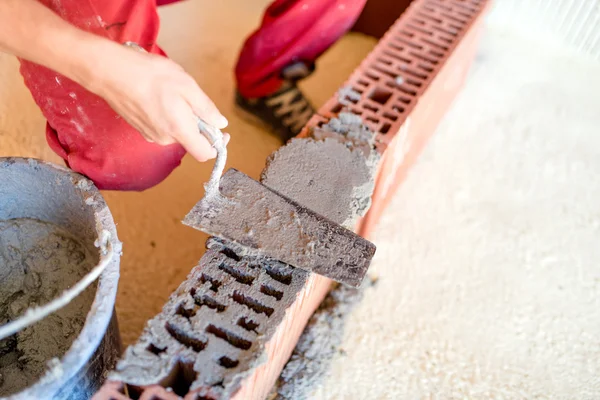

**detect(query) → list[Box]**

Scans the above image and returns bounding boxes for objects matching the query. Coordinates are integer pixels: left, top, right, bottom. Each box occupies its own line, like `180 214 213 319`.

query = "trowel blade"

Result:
183 168 376 288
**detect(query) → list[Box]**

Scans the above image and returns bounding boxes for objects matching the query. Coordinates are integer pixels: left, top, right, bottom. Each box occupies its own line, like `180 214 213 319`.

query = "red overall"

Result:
19 0 366 191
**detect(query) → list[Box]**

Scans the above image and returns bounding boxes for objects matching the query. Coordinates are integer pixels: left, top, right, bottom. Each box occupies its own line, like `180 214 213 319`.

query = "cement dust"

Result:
0 218 96 397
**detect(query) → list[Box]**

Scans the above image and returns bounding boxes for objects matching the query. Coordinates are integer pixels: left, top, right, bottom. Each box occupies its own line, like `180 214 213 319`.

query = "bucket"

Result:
0 157 122 399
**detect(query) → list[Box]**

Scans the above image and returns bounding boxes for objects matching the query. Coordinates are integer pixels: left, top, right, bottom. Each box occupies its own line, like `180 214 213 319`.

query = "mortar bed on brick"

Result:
103 114 379 400
94 0 491 398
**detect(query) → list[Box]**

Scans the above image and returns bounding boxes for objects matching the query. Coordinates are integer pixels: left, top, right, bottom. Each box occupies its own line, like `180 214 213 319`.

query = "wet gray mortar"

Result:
110 112 380 398
0 158 122 400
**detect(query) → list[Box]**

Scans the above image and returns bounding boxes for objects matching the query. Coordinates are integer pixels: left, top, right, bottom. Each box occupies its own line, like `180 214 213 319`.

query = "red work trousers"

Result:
19 0 366 191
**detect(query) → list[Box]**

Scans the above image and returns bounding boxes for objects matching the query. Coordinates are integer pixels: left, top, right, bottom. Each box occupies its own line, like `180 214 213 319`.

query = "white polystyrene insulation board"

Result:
486 0 600 60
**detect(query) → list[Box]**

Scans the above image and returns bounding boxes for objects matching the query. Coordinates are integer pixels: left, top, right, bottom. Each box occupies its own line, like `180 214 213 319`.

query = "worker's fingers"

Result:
184 85 228 130
169 99 217 161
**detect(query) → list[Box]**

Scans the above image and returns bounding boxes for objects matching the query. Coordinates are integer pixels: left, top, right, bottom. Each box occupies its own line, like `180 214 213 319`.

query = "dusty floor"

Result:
0 0 375 346
311 21 600 400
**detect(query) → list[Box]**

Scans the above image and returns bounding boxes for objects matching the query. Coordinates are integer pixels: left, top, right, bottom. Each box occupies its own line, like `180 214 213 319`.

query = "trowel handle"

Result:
196 117 227 196
196 117 224 148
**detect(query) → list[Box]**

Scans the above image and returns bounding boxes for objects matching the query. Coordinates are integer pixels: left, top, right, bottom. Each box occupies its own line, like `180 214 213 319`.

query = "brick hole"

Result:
220 247 241 262
423 4 436 13
376 57 393 66
404 78 423 88
409 51 439 65
427 1 452 12
383 112 399 121
330 103 344 114
411 17 427 25
147 342 168 355
417 63 434 73
380 123 392 134
218 263 255 285
213 380 225 389
195 294 227 313
316 120 326 128
406 23 434 36
394 36 423 50
399 30 415 38
428 49 444 58
206 324 252 350
176 302 197 320
366 117 379 125
416 11 442 24
218 356 240 369
232 291 275 317
197 396 218 400
397 64 426 79
159 360 197 397
364 71 380 81
364 103 379 113
450 0 478 12
420 37 449 51
431 25 459 37
439 12 468 25
113 383 127 395
260 284 284 301
124 385 143 399
368 87 393 105
165 322 207 352
392 105 406 114
397 96 412 105
357 79 370 87
434 34 453 44
383 48 413 64
397 85 417 96
200 273 222 292
376 64 426 81
237 317 259 332
264 264 293 285
451 7 473 19
448 22 463 31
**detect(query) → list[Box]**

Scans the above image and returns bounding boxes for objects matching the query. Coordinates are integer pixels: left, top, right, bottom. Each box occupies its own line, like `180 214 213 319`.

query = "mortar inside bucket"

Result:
0 157 122 399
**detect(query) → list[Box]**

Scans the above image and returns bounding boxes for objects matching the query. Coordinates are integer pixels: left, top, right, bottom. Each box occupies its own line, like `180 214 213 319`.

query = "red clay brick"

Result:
93 0 491 397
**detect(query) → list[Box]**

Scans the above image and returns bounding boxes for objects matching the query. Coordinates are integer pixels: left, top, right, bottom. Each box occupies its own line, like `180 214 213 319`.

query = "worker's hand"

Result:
89 46 229 161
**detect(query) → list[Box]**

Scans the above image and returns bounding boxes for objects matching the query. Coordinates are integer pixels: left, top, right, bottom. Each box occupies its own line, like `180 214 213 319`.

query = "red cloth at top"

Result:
18 0 365 191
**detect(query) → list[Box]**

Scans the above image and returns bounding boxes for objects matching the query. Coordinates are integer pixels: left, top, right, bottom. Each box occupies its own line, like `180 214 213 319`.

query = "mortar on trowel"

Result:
183 119 376 288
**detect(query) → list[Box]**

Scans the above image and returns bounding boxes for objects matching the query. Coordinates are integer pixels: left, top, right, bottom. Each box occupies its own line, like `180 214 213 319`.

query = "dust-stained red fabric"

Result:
18 0 365 190
235 0 367 98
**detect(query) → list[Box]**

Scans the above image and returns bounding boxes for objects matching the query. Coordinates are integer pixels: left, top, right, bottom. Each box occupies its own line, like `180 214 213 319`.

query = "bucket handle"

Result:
0 230 115 341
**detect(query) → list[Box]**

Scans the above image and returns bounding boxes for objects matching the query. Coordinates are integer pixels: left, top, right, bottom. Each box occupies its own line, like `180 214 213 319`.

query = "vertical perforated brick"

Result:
93 1 491 398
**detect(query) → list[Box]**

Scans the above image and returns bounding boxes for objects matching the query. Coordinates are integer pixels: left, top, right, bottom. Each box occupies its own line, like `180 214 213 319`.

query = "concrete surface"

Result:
0 0 375 347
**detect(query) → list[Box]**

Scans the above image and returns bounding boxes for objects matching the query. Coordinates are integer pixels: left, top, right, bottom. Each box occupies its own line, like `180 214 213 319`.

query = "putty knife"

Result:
183 119 376 288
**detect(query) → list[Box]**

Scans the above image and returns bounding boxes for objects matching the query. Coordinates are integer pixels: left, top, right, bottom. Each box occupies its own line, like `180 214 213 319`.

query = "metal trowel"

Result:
183 119 376 288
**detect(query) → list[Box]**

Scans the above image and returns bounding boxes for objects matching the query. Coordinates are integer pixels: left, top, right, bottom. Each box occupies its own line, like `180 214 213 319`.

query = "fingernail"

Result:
217 115 228 129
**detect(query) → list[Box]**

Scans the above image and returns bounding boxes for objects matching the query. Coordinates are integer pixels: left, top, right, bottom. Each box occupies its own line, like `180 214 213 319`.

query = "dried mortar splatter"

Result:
0 218 96 397
269 278 376 400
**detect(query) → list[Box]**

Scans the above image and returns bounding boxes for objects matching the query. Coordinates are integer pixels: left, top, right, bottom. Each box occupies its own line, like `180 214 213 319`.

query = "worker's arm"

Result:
0 0 228 161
